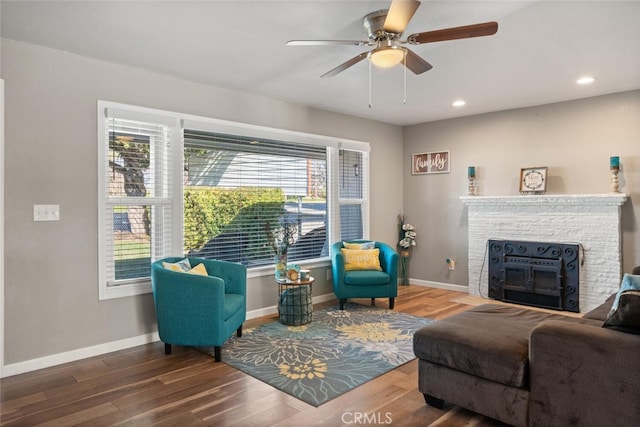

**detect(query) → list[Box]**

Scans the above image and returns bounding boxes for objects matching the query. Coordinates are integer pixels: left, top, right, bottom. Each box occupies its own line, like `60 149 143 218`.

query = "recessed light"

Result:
452 100 466 107
576 76 595 85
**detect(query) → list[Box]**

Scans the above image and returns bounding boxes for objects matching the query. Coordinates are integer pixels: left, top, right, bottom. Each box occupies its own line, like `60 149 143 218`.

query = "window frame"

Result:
98 101 369 298
97 102 183 300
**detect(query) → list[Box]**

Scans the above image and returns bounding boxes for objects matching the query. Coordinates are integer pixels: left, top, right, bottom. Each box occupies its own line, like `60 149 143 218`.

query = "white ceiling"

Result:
2 0 639 126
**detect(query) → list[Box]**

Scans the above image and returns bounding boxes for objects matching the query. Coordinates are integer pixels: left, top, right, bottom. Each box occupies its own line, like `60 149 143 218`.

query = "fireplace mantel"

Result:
460 193 628 207
460 193 628 312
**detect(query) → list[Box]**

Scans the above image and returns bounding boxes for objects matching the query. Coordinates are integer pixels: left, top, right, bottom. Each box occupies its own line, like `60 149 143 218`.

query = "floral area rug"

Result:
213 303 433 406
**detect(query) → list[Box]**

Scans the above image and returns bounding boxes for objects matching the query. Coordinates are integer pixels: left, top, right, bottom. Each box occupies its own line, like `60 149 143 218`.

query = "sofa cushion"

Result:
413 304 591 388
610 274 640 314
603 290 640 334
343 270 390 286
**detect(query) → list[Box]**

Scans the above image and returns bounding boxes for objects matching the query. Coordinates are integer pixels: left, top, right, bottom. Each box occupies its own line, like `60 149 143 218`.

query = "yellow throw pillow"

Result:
187 263 208 276
341 248 382 271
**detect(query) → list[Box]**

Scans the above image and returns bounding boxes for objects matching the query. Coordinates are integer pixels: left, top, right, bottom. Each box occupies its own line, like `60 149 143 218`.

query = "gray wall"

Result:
4 37 639 368
403 90 640 286
1 40 403 364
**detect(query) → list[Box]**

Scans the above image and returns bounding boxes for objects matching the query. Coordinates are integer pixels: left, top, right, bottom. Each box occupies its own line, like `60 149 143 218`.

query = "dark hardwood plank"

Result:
0 285 495 426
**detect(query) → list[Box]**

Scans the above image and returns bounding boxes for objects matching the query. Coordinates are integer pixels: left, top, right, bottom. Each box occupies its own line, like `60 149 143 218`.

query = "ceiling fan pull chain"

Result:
403 51 407 105
368 57 373 108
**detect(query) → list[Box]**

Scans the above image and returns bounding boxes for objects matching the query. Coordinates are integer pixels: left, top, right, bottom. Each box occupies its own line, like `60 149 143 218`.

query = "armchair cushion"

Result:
341 248 382 271
344 270 391 286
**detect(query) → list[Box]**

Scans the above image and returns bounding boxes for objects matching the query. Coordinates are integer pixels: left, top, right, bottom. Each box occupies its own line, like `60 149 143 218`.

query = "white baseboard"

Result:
409 278 468 293
1 332 160 378
5 287 471 378
1 292 338 378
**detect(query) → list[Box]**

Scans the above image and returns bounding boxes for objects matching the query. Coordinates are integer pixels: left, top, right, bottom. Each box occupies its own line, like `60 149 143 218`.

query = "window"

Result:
98 102 369 298
98 105 181 299
182 129 328 267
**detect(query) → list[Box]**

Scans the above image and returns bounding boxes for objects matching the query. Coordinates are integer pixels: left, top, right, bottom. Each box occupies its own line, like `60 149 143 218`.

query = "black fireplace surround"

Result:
488 239 580 312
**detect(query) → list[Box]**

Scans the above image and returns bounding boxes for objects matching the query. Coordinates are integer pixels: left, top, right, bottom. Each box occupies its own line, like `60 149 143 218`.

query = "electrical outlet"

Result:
446 258 455 271
326 269 332 281
34 204 60 221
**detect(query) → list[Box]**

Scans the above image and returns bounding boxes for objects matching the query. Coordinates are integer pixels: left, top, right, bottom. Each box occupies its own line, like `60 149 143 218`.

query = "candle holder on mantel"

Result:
610 156 620 193
467 166 477 195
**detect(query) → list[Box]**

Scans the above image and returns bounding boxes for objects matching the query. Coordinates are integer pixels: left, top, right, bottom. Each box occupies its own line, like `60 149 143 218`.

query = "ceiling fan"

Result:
286 0 498 78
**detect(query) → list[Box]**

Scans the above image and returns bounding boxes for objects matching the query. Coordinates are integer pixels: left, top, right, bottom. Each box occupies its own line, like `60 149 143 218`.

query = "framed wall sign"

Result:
520 167 548 194
412 151 450 175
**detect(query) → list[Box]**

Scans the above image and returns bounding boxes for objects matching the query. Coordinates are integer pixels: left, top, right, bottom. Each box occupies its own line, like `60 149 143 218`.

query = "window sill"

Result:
247 257 330 279
99 258 331 300
99 279 151 300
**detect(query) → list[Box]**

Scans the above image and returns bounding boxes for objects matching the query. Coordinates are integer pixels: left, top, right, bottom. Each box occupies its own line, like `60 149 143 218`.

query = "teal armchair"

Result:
331 240 399 310
151 257 247 362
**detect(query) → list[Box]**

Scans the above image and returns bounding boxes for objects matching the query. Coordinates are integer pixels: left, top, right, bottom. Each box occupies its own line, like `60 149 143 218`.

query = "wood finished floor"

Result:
0 286 500 427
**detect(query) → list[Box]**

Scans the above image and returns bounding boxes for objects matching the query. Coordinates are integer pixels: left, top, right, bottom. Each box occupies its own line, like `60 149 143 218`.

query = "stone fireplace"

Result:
460 194 628 313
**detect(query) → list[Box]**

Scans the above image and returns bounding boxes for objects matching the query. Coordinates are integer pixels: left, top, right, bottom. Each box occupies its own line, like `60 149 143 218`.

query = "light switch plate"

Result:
34 204 60 221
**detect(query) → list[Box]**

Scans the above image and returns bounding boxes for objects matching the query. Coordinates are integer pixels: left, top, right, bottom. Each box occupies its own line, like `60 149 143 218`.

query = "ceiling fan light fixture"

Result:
370 46 405 68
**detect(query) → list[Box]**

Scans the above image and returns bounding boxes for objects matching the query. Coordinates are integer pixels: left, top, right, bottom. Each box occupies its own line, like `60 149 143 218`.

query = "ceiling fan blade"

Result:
403 49 433 74
321 52 369 78
286 40 370 47
407 21 498 44
384 0 421 34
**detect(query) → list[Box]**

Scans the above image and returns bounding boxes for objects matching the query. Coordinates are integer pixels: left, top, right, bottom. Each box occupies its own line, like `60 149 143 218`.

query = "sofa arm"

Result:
529 320 640 427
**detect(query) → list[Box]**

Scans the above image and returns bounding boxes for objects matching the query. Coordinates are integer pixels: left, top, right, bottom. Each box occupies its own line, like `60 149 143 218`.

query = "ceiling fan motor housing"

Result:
363 10 400 41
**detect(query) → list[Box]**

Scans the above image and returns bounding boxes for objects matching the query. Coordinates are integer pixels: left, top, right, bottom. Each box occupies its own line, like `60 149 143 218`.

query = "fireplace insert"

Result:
488 239 580 312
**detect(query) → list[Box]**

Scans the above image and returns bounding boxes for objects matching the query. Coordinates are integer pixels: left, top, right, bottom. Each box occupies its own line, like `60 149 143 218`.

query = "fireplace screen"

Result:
488 240 580 312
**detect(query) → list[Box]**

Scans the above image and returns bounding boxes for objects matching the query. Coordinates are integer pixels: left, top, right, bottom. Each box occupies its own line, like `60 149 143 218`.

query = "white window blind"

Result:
338 148 369 241
98 105 177 299
183 130 328 266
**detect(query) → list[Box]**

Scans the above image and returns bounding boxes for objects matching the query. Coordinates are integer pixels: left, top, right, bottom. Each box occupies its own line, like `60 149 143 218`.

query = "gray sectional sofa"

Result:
413 268 640 427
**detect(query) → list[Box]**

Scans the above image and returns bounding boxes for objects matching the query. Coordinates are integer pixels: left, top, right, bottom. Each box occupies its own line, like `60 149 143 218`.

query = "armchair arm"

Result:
331 242 347 289
529 320 640 427
376 242 398 282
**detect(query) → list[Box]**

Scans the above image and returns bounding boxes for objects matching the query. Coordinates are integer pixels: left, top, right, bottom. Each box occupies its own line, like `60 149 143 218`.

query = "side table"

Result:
277 277 314 325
